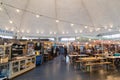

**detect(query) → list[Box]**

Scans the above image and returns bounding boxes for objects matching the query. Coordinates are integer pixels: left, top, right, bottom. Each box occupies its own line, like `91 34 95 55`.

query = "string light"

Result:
66 31 69 34
62 31 65 34
36 15 40 18
5 27 8 30
17 30 20 33
79 30 83 33
16 9 20 13
21 30 24 33
41 31 43 34
11 28 14 31
90 29 93 32
54 32 56 34
110 25 113 28
84 26 88 29
104 26 107 29
71 23 74 26
36 31 39 33
96 28 100 31
89 38 91 41
108 29 112 32
0 7 2 11
75 30 78 33
56 20 59 23
50 32 52 34
9 20 13 24
27 30 30 33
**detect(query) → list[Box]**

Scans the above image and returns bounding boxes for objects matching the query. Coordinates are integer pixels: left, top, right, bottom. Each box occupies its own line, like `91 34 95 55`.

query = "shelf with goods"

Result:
8 56 36 79
0 45 10 80
0 62 8 80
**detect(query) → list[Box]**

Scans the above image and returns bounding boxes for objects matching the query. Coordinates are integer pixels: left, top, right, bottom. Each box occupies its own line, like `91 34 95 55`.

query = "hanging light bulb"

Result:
17 30 20 33
66 31 69 34
16 9 20 13
104 26 107 29
62 31 65 34
79 30 83 33
11 28 14 31
5 27 8 30
41 31 44 34
27 30 30 33
119 29 120 32
89 38 91 41
71 23 74 26
96 28 100 31
90 29 93 32
75 30 78 33
108 29 112 32
50 32 52 34
36 31 39 33
0 7 2 11
56 20 59 23
36 15 40 18
110 25 113 28
54 32 56 34
21 30 24 33
84 26 88 29
9 20 13 24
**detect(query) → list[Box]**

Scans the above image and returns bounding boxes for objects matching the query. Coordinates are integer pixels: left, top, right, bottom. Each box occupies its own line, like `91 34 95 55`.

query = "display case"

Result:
11 43 25 60
8 56 36 79
0 63 8 80
0 45 10 80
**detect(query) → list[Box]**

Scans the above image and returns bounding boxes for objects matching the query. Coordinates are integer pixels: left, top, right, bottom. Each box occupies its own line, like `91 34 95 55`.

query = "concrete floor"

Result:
13 57 120 80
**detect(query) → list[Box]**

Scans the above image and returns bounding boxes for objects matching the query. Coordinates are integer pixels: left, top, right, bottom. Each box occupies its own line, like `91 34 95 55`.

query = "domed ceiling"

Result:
0 0 120 38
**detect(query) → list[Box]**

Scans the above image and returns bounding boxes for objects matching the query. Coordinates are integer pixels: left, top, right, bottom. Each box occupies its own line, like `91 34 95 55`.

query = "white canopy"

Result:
0 0 120 38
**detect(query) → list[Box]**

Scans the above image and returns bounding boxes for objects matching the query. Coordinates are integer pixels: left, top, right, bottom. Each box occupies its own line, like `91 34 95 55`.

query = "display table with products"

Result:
8 56 36 79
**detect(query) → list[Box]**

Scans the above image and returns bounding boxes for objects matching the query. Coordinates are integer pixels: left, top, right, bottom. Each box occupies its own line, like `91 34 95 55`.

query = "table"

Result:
79 57 106 62
78 57 108 71
94 54 104 57
69 54 88 57
69 54 88 64
106 56 120 67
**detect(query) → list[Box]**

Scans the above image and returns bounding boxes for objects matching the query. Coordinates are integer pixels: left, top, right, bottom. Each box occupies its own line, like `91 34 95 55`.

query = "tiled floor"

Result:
13 57 120 80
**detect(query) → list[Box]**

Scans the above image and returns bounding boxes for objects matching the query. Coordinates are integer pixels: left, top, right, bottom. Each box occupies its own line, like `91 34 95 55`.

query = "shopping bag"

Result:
66 55 70 63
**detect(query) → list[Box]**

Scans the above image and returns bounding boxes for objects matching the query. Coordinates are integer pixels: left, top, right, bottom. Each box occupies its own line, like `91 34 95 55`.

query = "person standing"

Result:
59 45 65 61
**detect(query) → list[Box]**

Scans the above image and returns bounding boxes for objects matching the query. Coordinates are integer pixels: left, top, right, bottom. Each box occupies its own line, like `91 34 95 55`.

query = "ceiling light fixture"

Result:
71 23 74 26
104 26 107 29
110 25 113 28
50 32 52 34
27 30 30 33
9 20 13 24
54 32 56 34
21 30 24 33
16 9 20 13
36 15 40 18
11 28 14 31
17 30 20 33
5 27 8 30
90 29 93 32
0 7 2 11
56 20 59 23
66 31 69 34
75 30 78 33
36 31 39 33
62 32 65 34
108 29 112 32
41 31 43 34
79 30 83 33
85 26 88 29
